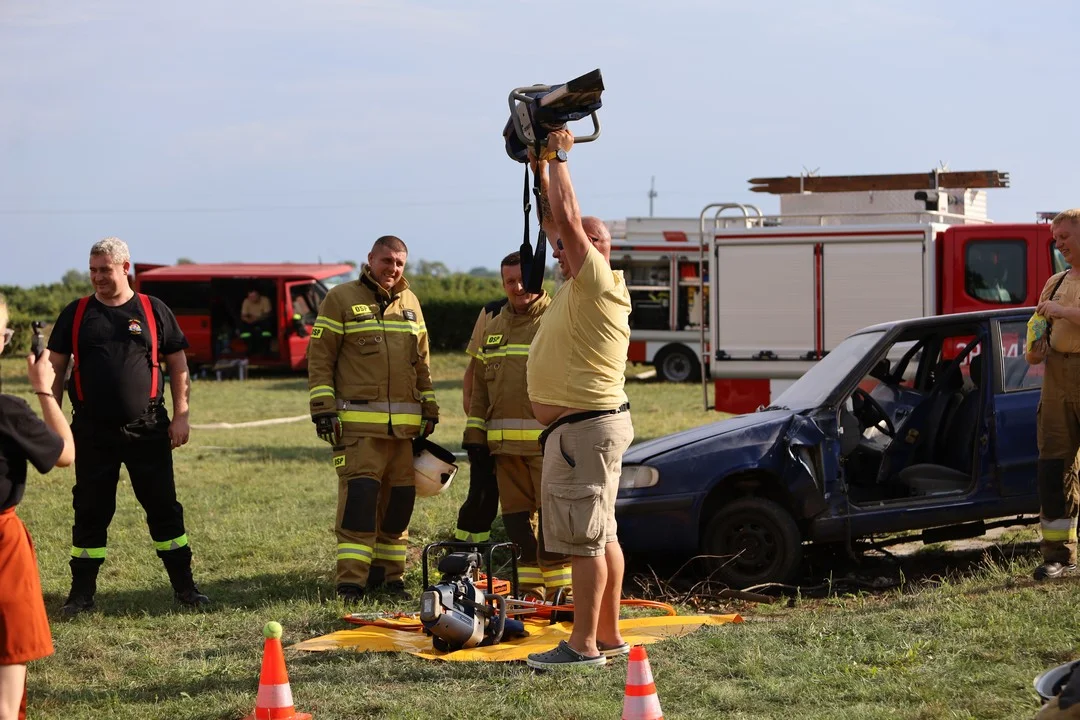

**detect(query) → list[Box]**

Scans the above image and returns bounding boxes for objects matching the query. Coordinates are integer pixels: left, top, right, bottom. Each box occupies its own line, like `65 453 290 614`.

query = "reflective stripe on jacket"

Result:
306 266 437 438
464 292 550 456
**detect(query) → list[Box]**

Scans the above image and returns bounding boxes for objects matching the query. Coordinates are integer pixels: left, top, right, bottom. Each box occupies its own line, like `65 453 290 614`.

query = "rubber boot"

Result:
62 561 100 618
161 548 211 607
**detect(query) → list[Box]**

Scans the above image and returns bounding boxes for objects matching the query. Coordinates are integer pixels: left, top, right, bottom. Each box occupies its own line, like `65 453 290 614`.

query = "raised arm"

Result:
544 129 591 278
28 352 74 467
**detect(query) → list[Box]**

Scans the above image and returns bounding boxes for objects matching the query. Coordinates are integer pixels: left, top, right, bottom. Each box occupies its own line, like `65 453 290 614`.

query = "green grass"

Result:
4 353 1076 718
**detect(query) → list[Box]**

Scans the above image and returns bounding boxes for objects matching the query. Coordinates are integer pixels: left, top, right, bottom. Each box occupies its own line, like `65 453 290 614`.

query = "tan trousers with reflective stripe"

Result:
495 454 570 598
334 436 415 588
1036 351 1080 565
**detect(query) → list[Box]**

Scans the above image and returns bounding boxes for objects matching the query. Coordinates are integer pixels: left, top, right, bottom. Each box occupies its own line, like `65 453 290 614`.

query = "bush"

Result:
1 274 92 355
409 273 558 352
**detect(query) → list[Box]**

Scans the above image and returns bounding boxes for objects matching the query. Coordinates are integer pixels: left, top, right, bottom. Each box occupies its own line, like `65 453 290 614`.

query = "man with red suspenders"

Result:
46 237 208 616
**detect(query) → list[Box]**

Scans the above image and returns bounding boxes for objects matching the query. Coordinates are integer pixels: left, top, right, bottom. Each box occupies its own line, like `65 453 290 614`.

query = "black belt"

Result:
538 402 630 452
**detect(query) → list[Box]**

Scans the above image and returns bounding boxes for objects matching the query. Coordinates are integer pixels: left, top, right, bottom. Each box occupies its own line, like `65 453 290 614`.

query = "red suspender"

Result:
137 293 160 398
70 294 160 403
71 296 91 401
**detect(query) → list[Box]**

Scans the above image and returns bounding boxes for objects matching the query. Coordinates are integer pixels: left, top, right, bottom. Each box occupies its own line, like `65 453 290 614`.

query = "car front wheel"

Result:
702 497 803 589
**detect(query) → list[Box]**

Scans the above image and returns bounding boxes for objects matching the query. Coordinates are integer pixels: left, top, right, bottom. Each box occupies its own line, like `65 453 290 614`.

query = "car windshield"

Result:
320 270 356 291
769 330 886 409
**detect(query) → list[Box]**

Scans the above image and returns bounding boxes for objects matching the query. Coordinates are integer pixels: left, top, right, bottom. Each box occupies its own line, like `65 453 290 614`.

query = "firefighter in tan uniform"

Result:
307 235 438 603
1027 208 1080 581
462 252 572 600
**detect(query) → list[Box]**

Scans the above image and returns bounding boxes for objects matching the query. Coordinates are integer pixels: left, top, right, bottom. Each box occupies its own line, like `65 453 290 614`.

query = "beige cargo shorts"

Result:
540 412 634 557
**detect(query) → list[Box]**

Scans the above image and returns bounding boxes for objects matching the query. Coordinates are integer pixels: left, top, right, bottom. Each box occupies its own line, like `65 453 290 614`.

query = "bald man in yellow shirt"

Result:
524 129 634 670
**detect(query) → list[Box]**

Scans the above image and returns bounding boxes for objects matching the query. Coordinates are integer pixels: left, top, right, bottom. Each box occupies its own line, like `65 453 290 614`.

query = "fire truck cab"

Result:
605 169 1067 413
132 262 356 372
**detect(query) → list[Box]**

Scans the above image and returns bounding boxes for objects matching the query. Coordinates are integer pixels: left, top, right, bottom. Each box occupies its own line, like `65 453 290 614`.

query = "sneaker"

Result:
526 640 607 670
60 593 95 618
383 580 412 601
1034 562 1078 581
175 586 211 607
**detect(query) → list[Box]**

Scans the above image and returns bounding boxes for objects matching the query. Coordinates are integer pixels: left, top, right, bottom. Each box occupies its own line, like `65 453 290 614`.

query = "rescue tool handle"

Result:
30 321 45 359
507 87 601 146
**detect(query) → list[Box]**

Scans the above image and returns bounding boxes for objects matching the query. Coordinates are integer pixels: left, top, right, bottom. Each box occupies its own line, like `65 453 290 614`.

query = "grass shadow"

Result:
42 570 337 619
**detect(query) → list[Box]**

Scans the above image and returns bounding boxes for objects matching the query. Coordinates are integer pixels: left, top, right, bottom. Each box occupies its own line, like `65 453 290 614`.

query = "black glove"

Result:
313 413 342 445
422 416 438 438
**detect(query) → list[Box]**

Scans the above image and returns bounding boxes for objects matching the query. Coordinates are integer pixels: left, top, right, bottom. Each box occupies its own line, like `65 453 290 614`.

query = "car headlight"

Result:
619 465 659 489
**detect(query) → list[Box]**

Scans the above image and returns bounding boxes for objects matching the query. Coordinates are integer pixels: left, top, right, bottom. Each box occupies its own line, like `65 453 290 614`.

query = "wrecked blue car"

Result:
615 307 1044 588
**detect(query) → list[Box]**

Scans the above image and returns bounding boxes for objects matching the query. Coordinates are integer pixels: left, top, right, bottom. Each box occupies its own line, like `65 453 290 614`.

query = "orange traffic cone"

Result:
622 645 663 720
244 621 312 720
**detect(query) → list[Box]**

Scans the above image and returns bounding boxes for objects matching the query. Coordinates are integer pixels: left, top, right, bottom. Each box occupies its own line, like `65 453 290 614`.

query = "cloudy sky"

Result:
2 0 1076 285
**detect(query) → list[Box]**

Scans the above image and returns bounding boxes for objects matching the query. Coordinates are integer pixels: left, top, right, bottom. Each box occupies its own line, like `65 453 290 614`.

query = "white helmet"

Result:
413 438 459 498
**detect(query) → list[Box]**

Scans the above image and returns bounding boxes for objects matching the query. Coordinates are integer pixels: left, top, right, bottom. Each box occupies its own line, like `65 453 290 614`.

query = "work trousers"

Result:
333 436 416 590
69 405 193 593
239 318 273 355
1036 350 1080 565
454 445 499 543
495 454 571 599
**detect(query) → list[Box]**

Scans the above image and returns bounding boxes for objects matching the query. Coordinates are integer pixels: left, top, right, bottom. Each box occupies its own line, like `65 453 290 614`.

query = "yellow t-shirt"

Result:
241 295 271 322
1042 271 1080 353
526 244 631 410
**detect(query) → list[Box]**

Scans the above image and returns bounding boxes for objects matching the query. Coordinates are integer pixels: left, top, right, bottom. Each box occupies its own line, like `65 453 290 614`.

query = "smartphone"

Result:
30 321 45 359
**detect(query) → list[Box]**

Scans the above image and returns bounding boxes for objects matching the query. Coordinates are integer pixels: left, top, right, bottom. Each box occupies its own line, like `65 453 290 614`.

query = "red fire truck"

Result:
605 169 1065 413
132 262 356 371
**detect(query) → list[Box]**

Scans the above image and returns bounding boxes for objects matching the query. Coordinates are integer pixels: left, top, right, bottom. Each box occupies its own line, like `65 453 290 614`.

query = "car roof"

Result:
137 263 356 279
852 306 1036 336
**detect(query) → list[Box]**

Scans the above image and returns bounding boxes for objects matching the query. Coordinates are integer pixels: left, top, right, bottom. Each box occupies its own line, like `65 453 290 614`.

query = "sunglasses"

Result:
555 236 601 251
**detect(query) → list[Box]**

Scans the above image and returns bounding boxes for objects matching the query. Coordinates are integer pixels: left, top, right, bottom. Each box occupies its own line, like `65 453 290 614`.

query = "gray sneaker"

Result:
526 640 607 670
1034 562 1078 581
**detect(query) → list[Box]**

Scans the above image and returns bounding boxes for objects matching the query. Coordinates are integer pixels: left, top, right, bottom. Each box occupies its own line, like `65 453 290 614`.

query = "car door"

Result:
991 316 1044 498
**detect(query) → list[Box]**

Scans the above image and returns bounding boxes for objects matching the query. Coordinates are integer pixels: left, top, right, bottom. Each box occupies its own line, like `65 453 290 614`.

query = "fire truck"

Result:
605 169 1065 414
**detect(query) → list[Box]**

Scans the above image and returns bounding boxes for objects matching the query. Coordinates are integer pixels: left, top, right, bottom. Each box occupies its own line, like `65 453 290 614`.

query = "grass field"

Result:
5 352 1080 719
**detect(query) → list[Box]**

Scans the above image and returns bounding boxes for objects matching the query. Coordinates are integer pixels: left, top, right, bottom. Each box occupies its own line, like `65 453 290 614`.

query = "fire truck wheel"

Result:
655 346 700 383
702 497 803 589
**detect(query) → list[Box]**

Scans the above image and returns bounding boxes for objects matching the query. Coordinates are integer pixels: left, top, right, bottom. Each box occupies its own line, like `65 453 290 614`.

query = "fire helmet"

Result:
413 437 459 498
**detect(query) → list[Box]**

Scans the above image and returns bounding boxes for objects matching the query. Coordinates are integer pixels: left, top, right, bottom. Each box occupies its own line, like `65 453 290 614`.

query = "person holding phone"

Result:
0 295 75 720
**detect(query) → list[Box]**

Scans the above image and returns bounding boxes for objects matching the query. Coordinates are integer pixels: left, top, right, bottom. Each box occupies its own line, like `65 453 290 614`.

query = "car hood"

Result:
623 409 796 463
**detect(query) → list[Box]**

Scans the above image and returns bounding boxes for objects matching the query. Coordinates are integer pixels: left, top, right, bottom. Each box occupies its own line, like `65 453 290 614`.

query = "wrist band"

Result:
35 391 54 398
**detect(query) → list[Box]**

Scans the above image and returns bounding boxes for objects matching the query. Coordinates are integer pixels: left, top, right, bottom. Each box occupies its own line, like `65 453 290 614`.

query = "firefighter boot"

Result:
61 561 100 618
336 584 366 605
1035 459 1080 581
161 548 211 608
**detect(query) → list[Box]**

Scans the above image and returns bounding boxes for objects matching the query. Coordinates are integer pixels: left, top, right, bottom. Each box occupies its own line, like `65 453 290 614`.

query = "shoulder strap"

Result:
137 294 160 398
1047 272 1070 341
71 296 92 402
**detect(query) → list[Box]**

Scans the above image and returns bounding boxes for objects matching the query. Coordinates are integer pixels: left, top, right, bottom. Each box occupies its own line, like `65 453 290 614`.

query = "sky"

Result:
2 0 1077 286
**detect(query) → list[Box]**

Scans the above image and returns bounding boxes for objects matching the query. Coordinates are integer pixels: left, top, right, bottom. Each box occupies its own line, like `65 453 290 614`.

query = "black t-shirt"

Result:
48 294 189 425
0 395 64 510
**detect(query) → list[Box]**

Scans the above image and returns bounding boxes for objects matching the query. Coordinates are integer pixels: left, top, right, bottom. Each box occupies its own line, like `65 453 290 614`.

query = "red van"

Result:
133 262 356 371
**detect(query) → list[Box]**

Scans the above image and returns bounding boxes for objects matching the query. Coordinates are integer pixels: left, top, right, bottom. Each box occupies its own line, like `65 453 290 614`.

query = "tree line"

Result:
1 263 557 356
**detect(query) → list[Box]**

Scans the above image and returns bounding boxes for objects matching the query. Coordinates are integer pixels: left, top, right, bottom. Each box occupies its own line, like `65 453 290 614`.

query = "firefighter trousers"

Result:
495 454 571 599
454 445 499 543
333 436 415 590
69 407 194 594
1036 351 1080 565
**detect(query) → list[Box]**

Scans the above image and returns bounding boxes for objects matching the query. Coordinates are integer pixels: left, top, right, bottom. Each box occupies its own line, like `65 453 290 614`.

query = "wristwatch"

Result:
553 148 568 163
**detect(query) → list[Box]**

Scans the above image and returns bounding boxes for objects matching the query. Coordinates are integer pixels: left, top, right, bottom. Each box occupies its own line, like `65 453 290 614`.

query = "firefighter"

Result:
307 235 438 603
462 252 571 600
453 296 507 544
1027 208 1080 581
46 237 208 617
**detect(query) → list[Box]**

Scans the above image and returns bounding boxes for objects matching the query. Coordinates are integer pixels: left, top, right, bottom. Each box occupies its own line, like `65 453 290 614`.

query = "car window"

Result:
771 330 885 408
999 319 1042 392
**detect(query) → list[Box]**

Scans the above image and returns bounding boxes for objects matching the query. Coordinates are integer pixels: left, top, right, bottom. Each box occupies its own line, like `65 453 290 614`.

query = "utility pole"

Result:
648 176 658 217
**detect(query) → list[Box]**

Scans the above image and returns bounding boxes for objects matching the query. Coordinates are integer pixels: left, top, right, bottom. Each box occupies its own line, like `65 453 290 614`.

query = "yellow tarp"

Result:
288 613 743 662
